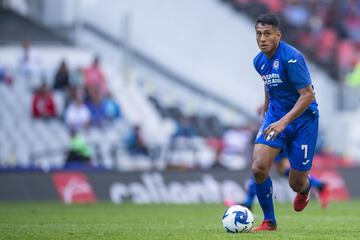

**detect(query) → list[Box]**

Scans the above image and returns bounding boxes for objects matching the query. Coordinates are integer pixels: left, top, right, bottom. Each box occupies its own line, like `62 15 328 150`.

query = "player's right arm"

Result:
257 86 269 119
263 86 269 116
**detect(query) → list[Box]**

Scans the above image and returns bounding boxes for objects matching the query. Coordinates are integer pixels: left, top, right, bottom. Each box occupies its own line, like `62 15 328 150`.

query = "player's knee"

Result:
251 160 268 183
289 178 307 193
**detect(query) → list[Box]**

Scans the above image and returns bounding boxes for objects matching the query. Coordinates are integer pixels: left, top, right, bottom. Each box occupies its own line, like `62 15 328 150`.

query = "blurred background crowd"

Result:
0 0 359 173
229 0 360 83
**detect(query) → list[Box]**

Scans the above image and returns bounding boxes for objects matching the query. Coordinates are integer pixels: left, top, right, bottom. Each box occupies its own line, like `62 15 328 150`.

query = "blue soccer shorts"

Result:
255 111 319 171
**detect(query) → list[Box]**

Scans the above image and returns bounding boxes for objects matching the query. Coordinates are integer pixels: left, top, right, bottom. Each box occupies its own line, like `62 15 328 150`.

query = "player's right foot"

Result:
319 184 329 209
251 220 277 232
293 190 311 212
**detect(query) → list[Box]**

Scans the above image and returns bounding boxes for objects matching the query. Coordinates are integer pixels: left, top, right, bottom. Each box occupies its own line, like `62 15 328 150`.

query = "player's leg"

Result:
251 143 280 231
242 177 257 209
275 155 290 177
289 169 312 211
226 149 289 209
276 157 329 209
277 160 329 209
226 151 289 210
251 111 287 231
288 117 319 212
274 145 290 177
309 175 329 208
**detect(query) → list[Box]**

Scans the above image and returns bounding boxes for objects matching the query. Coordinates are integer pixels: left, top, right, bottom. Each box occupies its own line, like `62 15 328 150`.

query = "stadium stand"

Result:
0 0 359 172
0 7 246 171
0 8 69 44
225 0 360 81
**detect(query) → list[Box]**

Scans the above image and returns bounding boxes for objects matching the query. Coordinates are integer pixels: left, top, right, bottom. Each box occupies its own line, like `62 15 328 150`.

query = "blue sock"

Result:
255 177 276 224
309 175 323 189
243 177 256 208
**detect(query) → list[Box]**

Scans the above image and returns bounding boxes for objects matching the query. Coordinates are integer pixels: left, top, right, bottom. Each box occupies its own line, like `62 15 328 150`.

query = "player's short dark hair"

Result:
255 13 280 28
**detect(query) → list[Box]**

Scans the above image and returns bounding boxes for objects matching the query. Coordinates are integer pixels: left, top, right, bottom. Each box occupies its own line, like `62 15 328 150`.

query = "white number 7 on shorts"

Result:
301 144 308 159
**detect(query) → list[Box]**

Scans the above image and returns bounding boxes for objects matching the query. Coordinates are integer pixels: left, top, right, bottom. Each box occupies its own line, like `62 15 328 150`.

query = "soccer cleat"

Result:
251 220 277 232
293 190 311 212
319 185 329 209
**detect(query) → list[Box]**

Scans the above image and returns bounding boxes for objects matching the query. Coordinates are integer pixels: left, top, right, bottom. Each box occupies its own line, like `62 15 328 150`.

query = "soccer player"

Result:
224 105 329 210
250 13 319 231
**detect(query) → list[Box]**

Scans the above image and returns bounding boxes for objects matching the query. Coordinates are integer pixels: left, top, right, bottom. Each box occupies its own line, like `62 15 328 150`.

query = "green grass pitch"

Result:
1 200 360 240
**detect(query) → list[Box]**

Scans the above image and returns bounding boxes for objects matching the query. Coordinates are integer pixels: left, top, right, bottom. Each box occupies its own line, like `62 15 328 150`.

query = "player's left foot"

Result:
293 190 311 212
319 184 329 209
251 220 277 232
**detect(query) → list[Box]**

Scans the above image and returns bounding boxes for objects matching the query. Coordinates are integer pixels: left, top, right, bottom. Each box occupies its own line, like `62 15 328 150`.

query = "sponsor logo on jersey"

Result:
288 59 297 63
261 73 283 86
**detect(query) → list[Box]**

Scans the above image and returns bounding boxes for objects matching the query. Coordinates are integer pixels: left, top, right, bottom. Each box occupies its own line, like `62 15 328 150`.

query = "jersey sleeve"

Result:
253 58 259 73
287 54 312 89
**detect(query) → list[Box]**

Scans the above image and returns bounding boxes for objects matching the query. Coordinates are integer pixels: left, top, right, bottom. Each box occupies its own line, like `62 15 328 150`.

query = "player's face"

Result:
255 24 281 57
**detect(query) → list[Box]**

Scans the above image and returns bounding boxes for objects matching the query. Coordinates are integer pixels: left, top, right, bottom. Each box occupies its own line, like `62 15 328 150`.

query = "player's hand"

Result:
264 119 288 141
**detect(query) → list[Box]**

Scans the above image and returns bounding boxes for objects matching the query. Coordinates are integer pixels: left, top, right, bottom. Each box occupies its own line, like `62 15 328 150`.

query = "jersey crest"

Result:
273 59 279 70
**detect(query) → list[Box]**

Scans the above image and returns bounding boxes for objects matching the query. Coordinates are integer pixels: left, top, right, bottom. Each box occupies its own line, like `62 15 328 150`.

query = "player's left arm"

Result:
257 86 269 118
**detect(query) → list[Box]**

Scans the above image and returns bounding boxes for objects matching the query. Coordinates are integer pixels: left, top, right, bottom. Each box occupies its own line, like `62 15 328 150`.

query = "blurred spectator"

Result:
31 81 57 119
0 66 13 86
70 68 84 87
337 40 356 75
283 0 310 28
65 129 93 168
167 116 199 170
222 125 252 155
53 60 70 91
258 0 284 13
83 56 107 97
227 0 360 80
172 116 196 139
17 40 41 80
346 62 360 87
220 124 254 170
170 116 197 156
64 88 91 130
103 92 122 120
340 0 360 41
315 28 338 67
87 87 107 127
125 125 149 156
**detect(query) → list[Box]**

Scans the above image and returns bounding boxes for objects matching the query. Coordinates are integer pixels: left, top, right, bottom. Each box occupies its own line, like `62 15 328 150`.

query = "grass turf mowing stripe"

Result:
0 201 359 239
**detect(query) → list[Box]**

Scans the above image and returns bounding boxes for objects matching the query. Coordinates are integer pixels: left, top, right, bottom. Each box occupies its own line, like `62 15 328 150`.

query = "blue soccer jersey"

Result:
253 41 318 121
253 41 319 171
